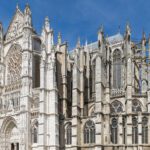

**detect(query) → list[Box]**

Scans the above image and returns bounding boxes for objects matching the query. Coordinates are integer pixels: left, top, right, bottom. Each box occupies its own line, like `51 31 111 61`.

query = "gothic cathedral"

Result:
0 4 150 150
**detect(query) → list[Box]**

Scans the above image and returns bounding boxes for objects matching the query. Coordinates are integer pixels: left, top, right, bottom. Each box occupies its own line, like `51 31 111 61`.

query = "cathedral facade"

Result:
0 4 150 150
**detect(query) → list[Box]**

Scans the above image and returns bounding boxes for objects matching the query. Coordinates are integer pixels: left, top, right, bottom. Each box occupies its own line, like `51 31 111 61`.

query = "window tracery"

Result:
66 123 72 145
113 49 122 89
132 117 138 144
111 118 118 144
6 44 22 85
84 120 95 144
110 100 123 113
132 100 142 112
32 121 38 144
142 117 148 144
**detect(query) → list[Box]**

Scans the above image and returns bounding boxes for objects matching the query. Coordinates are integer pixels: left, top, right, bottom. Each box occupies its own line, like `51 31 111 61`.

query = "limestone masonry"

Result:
0 4 150 150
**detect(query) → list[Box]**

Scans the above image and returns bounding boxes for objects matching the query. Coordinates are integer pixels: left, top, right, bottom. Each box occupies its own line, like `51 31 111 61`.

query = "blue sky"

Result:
0 0 150 49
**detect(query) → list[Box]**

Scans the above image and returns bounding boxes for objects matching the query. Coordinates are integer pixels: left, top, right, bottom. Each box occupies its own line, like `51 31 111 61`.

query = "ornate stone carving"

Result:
6 44 22 85
5 10 24 41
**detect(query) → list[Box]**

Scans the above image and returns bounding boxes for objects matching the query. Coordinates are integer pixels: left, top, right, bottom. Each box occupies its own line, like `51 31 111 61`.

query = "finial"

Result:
24 3 31 15
57 32 62 45
125 21 131 41
98 25 104 44
142 30 146 40
76 37 80 48
45 16 50 30
16 3 19 10
148 34 150 45
98 24 103 34
126 22 130 33
142 30 146 46
85 39 88 47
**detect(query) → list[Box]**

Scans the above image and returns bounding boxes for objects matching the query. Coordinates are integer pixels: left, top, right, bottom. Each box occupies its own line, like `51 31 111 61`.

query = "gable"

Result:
5 8 24 41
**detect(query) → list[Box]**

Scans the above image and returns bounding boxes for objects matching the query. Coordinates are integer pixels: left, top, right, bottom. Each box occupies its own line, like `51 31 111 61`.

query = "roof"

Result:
106 33 124 45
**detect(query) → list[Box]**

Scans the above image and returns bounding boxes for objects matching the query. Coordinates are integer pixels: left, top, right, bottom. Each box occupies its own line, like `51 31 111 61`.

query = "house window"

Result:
84 120 95 144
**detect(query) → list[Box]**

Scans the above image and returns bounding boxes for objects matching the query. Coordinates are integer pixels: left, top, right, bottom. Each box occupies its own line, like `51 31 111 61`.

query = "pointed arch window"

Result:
111 118 118 144
122 116 126 144
142 117 148 144
90 60 96 99
132 117 138 144
32 121 38 143
66 123 72 145
113 49 122 89
84 120 95 144
132 100 142 112
110 100 123 113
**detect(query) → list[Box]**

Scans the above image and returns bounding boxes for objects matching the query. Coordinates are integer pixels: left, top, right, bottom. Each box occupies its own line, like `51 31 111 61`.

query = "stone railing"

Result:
111 88 125 97
4 81 21 92
0 106 20 115
31 107 39 119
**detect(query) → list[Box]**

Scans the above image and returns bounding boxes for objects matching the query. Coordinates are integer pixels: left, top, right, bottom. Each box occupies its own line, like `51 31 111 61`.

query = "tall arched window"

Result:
32 121 38 143
84 120 95 144
113 49 122 89
6 44 22 85
110 100 123 113
122 116 126 144
66 123 72 145
132 117 138 144
132 100 142 112
90 61 96 99
142 117 148 144
111 118 118 144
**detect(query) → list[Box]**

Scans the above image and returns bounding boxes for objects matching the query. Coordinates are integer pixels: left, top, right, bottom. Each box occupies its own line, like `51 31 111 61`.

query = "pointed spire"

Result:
98 25 104 48
85 39 88 47
142 30 146 46
126 22 131 34
57 32 62 45
45 16 50 31
16 3 19 10
24 3 32 27
76 37 81 48
24 3 31 15
125 22 131 42
98 24 103 34
0 22 3 41
148 34 150 45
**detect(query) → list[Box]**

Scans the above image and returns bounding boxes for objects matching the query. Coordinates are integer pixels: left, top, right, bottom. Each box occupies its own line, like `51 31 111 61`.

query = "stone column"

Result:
148 116 150 144
118 115 123 145
71 52 81 150
46 52 59 150
95 56 102 150
38 60 46 150
138 114 142 145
